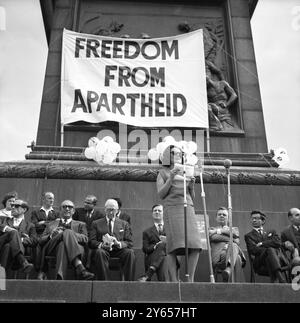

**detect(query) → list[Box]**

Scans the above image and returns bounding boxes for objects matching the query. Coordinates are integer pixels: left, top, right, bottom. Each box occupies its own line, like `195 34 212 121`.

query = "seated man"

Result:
31 192 60 279
139 204 168 282
89 199 135 281
0 199 35 275
73 195 103 233
31 192 60 234
40 200 94 280
281 207 300 271
245 210 288 283
209 207 246 282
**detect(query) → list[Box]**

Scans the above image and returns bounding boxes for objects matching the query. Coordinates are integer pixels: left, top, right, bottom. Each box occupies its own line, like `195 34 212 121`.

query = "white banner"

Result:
61 28 208 128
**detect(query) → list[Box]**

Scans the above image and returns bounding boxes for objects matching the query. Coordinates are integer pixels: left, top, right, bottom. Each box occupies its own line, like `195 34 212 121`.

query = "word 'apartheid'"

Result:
72 90 187 117
75 38 179 60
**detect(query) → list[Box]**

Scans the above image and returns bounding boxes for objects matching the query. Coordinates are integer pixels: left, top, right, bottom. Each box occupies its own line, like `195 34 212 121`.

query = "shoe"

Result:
222 267 231 282
20 260 34 274
276 271 287 284
77 269 95 281
138 275 151 282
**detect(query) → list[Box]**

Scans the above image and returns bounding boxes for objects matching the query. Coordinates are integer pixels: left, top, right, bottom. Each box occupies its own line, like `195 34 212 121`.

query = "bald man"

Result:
281 208 300 269
40 200 94 280
89 199 135 281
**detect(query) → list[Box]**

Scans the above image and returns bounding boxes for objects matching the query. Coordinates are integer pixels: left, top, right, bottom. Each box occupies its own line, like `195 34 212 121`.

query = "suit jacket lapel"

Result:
19 219 27 234
71 220 75 232
151 225 160 240
7 218 13 228
113 219 121 236
252 229 260 241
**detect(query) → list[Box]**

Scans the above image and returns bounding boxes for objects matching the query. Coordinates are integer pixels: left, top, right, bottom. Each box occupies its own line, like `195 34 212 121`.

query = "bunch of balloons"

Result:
271 147 290 168
84 136 121 164
147 136 198 165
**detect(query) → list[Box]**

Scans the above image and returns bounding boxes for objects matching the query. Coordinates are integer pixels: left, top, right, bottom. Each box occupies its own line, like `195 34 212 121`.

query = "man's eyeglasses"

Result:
105 208 118 213
11 204 22 208
84 201 94 205
62 205 74 209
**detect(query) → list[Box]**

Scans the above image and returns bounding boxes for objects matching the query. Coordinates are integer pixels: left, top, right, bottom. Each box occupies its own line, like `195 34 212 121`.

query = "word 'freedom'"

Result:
75 38 179 60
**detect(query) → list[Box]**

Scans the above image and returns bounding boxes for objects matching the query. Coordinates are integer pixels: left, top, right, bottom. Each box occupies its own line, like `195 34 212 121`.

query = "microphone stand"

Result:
198 159 215 283
182 152 189 282
224 159 235 283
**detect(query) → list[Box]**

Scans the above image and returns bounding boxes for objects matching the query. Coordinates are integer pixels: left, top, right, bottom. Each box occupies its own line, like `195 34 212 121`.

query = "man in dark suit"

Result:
31 192 60 279
40 200 94 280
89 199 135 281
73 195 103 232
281 207 300 269
0 199 35 274
245 210 288 283
138 204 169 282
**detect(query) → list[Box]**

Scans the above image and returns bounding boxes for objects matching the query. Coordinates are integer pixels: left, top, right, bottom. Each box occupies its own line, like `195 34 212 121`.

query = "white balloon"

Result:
178 140 188 152
88 137 100 147
96 141 109 155
84 147 96 160
186 154 198 165
148 148 160 161
95 151 103 164
103 153 115 164
109 142 121 154
163 136 176 144
186 141 197 154
102 136 114 143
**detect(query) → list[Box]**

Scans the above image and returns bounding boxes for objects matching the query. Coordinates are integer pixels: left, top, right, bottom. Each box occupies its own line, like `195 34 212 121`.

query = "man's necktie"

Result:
108 219 113 235
158 223 163 235
61 219 71 229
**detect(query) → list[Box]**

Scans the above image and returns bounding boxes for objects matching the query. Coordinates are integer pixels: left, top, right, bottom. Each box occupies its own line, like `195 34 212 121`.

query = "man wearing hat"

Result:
245 210 288 283
0 199 35 274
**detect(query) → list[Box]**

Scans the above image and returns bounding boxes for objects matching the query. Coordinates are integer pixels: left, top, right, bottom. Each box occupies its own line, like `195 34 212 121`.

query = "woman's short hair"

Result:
2 191 18 208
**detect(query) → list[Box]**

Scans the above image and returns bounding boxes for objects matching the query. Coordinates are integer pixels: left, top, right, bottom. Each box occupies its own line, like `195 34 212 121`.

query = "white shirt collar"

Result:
40 206 54 216
61 217 72 224
13 216 24 226
106 216 115 223
254 227 263 232
155 222 164 231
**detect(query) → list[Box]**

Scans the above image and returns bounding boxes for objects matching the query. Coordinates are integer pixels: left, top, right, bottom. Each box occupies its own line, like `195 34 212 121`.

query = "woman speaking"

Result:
156 145 203 282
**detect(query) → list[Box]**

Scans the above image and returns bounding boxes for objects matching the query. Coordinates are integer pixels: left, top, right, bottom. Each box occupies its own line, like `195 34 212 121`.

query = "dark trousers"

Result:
41 230 85 279
94 248 135 281
0 231 24 270
254 247 284 277
145 242 168 281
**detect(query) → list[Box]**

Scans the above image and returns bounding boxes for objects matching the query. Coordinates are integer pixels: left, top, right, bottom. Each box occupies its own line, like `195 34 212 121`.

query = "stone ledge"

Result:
1 160 299 186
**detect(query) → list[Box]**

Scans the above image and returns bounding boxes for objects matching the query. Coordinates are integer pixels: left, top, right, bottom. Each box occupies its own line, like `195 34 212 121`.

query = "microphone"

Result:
198 158 203 173
223 159 232 174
